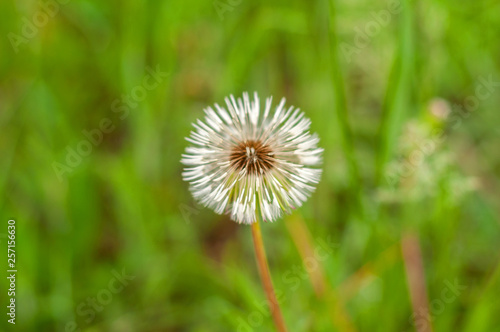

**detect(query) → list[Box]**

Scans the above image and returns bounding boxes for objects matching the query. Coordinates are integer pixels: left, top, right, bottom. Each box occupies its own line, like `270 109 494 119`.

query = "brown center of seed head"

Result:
230 140 275 174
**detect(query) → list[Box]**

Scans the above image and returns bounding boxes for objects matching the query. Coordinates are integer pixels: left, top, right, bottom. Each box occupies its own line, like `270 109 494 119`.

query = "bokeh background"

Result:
1 0 500 331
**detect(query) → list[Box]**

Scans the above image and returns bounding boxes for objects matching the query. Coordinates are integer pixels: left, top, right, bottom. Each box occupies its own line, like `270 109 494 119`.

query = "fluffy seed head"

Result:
181 92 323 224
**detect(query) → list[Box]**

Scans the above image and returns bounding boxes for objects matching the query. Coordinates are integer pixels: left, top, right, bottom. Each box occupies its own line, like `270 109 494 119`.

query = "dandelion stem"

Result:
251 221 288 332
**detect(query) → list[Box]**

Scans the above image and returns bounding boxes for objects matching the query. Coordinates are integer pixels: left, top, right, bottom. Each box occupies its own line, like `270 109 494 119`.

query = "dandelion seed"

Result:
181 92 323 224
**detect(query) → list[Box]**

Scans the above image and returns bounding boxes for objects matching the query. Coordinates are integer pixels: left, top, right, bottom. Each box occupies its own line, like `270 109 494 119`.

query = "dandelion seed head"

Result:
181 92 323 224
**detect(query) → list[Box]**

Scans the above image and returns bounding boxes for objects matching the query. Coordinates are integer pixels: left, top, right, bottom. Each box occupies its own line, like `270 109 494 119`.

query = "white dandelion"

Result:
181 92 323 224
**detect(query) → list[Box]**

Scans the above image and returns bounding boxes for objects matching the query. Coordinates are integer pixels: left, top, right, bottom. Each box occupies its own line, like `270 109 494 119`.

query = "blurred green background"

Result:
1 0 499 331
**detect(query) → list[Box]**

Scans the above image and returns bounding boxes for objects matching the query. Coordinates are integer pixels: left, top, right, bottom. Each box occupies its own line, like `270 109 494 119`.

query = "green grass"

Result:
1 0 500 331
